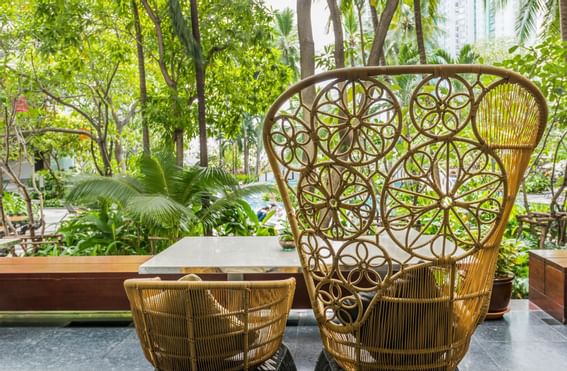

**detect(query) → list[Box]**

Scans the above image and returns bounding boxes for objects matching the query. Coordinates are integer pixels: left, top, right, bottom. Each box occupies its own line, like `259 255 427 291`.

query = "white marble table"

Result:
139 233 461 279
139 236 300 278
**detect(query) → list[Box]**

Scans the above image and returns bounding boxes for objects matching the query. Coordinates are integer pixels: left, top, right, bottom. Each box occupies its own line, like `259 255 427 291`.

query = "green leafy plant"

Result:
216 200 276 237
496 238 527 278
66 153 272 240
51 202 148 256
278 220 294 242
2 192 27 216
524 172 552 193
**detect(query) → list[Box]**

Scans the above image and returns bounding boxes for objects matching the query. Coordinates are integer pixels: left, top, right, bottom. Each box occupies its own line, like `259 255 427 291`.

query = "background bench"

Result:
529 249 567 323
0 256 308 311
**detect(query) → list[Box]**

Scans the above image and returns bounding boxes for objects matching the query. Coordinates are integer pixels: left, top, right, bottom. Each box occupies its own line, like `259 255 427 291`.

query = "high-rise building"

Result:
438 0 521 57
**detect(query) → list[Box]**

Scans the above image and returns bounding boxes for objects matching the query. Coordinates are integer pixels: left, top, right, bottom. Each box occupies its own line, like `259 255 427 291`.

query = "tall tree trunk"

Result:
132 0 150 155
413 0 427 64
367 0 398 66
0 164 35 239
561 0 567 42
174 128 184 166
0 170 9 236
114 134 126 173
189 0 208 168
255 143 261 180
369 1 379 31
297 0 316 165
356 2 366 63
218 136 224 168
297 0 316 104
97 138 113 176
327 0 345 68
243 128 249 176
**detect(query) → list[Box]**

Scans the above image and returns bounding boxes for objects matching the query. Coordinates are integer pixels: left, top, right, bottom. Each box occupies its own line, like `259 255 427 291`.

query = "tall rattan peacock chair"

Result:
263 66 547 370
124 276 296 371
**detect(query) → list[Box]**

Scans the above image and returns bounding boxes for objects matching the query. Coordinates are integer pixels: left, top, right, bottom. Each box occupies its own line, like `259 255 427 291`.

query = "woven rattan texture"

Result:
124 278 296 371
263 65 547 370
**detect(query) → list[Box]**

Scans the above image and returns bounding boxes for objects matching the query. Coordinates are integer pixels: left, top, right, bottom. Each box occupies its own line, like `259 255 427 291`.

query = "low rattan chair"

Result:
263 65 547 370
124 276 296 371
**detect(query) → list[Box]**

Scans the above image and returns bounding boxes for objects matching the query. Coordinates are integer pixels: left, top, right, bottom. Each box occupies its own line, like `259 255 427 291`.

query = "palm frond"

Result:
275 8 295 37
138 154 180 196
126 195 195 227
516 0 544 42
168 0 203 64
431 48 453 64
66 176 142 206
174 166 238 204
458 44 480 63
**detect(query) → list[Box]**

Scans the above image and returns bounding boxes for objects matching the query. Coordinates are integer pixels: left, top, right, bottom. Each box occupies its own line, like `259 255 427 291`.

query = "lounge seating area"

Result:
2 1 566 369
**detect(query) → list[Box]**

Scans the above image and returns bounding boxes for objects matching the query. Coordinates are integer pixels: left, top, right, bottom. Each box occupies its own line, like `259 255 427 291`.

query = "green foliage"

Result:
278 220 294 242
216 201 276 237
53 202 149 256
498 35 567 130
431 44 480 64
2 192 28 216
28 169 69 202
524 172 552 193
66 153 272 240
496 238 527 278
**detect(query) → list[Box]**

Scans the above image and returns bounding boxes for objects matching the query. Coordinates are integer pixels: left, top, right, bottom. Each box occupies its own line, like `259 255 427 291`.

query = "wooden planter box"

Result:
0 256 309 311
529 250 567 323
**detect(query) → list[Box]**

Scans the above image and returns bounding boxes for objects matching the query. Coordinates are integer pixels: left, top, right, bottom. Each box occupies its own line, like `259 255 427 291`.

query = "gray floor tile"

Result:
475 320 567 343
479 340 567 371
2 301 567 370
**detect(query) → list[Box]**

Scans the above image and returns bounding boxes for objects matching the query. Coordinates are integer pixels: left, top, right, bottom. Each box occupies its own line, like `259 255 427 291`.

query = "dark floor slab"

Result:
1 301 567 370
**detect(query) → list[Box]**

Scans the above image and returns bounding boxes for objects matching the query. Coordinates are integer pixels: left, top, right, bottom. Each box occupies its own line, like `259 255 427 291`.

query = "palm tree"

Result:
384 0 441 63
367 0 399 65
431 44 480 64
273 8 300 79
66 154 271 239
131 0 150 155
413 0 426 63
326 0 345 68
493 0 565 42
169 0 208 167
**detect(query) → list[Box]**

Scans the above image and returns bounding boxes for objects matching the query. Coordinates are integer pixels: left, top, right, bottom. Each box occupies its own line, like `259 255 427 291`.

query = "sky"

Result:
263 0 333 52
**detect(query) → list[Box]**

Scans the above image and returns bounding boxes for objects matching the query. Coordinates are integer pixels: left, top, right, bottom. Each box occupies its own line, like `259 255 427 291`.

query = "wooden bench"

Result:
529 249 567 323
0 256 309 311
0 256 185 311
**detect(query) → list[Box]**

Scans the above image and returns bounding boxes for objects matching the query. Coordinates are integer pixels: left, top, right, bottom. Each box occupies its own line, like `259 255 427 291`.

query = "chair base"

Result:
153 343 296 371
256 343 297 371
315 349 459 371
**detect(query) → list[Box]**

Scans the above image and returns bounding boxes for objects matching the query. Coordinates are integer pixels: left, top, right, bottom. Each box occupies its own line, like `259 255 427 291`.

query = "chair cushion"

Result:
334 266 453 368
142 274 257 370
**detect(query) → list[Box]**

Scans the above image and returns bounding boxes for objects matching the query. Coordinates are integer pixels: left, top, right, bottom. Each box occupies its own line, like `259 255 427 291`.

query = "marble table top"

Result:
139 233 461 276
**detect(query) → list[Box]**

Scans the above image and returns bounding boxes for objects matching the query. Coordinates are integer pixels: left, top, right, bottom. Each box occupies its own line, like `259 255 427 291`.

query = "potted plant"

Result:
486 238 523 319
278 221 295 251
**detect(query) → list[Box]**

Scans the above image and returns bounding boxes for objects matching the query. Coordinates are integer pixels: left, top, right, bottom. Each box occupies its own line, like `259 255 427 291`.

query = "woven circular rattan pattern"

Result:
410 75 474 139
298 163 376 240
269 114 315 170
381 138 506 261
335 238 393 292
472 81 541 148
299 230 334 280
312 78 402 165
316 279 362 326
263 66 547 371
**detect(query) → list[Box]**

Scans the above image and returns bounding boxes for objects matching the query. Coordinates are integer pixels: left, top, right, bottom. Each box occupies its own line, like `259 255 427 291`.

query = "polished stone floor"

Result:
1 300 566 371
